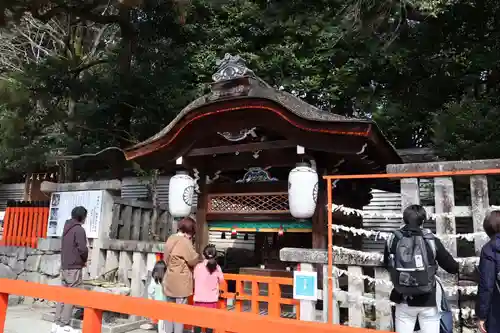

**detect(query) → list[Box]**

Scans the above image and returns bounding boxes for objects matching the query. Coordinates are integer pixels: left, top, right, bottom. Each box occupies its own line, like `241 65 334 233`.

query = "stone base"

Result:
42 313 147 333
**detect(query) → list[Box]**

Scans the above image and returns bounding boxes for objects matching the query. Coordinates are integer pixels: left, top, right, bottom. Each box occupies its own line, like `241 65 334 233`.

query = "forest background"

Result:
0 0 498 181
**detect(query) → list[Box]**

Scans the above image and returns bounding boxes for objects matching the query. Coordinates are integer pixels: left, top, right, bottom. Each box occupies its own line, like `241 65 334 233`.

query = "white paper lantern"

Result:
168 170 195 218
288 162 318 219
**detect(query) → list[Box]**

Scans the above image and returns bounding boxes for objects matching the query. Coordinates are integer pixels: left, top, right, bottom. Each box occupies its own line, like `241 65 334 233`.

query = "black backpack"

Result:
386 228 438 296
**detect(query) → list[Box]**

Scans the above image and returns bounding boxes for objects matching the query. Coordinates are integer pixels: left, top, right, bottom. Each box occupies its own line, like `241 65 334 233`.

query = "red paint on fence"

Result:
0 279 377 333
0 201 50 248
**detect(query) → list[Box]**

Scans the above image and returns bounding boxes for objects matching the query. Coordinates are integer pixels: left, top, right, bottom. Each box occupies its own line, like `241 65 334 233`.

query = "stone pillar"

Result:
400 178 420 209
298 263 317 321
89 190 115 278
434 177 458 306
322 264 339 324
470 175 489 254
434 177 457 255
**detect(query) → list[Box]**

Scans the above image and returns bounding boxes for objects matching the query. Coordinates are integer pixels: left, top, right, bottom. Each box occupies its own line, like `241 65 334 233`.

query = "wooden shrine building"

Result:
77 54 402 271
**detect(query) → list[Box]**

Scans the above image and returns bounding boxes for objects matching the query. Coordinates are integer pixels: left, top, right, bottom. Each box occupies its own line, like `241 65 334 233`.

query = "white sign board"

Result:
48 191 104 239
293 270 318 301
0 211 4 237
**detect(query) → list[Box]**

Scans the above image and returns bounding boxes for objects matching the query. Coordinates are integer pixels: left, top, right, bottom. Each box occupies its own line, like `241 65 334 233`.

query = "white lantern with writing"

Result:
168 170 195 218
288 162 318 219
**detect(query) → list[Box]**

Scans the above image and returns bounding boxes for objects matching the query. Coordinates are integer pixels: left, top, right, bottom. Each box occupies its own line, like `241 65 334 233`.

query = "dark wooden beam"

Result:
206 213 294 221
187 140 296 157
195 170 209 253
187 148 302 172
207 181 288 194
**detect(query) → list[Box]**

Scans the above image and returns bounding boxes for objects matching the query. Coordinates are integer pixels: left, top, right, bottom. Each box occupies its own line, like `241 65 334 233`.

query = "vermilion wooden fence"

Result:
0 200 50 248
182 274 298 332
219 274 300 318
0 279 376 333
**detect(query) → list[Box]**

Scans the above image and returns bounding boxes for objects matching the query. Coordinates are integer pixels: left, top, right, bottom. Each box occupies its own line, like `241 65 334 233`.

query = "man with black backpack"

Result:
384 204 459 333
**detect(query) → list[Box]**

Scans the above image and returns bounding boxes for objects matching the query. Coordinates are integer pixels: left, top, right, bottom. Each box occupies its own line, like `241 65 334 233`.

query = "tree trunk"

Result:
116 5 135 147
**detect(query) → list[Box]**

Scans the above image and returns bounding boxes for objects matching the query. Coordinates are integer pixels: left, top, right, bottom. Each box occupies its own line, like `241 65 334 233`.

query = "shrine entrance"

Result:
205 167 312 273
255 232 311 269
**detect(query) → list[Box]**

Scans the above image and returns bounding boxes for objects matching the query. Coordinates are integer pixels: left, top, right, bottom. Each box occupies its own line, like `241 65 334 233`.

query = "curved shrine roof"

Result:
125 54 398 166
56 54 401 181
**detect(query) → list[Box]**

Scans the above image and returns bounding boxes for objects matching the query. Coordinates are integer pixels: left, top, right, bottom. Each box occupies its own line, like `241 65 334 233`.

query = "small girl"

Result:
145 260 167 332
193 245 224 333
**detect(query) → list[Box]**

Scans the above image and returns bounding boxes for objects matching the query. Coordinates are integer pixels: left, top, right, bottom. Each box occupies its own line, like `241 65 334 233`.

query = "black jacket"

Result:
476 234 500 332
383 227 459 307
61 219 88 269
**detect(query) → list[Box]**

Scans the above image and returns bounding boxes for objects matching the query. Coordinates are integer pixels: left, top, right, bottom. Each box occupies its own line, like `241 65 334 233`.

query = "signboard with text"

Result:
47 190 103 239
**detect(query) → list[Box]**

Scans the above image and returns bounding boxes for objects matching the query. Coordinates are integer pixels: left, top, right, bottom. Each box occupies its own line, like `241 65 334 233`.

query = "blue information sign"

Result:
293 271 318 301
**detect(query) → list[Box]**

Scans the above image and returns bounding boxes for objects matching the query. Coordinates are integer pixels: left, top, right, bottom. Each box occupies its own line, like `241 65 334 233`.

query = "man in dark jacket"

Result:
52 206 88 333
384 204 459 333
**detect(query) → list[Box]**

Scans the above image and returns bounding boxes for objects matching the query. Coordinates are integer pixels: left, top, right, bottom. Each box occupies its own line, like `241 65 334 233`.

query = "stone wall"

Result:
0 239 61 305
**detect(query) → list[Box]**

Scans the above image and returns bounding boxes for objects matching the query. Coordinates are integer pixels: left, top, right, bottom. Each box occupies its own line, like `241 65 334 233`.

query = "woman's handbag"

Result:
439 300 453 333
438 277 453 333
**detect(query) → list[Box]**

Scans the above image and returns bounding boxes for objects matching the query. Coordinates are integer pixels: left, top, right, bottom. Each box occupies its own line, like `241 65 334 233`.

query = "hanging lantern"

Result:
278 225 284 237
168 170 195 218
288 162 318 219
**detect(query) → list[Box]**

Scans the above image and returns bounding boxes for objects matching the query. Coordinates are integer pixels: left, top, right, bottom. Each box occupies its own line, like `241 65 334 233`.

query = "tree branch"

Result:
70 58 109 74
28 3 134 35
404 3 437 22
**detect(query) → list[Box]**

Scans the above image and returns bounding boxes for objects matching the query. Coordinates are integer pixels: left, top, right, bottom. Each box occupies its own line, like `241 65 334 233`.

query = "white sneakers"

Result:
51 324 81 333
140 323 155 330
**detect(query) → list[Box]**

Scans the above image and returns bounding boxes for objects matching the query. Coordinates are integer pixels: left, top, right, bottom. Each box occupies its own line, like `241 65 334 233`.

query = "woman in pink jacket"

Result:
193 244 224 333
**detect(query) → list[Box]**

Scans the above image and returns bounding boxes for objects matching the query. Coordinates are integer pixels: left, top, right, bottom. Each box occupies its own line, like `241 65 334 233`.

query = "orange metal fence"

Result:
323 167 500 324
0 201 50 248
0 279 378 333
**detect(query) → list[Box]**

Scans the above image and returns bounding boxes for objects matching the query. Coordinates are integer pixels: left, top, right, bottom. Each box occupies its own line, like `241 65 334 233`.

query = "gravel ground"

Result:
4 304 149 333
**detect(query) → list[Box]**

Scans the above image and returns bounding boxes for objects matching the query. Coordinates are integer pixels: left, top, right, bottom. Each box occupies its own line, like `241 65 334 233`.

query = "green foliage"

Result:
0 0 499 180
434 97 500 160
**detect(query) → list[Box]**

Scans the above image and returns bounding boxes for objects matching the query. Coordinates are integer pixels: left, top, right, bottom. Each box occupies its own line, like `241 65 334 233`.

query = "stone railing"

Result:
280 248 477 330
99 239 164 299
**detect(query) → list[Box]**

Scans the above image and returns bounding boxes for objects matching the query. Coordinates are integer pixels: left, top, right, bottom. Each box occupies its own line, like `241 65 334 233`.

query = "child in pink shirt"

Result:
193 245 224 333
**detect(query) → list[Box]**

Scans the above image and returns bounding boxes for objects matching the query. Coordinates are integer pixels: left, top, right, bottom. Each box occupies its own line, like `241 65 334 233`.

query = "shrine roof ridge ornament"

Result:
212 53 255 82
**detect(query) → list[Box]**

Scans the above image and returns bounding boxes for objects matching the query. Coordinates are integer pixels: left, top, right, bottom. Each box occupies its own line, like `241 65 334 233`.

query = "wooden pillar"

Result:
312 183 326 250
195 173 209 254
57 160 75 183
470 175 489 254
312 184 327 288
